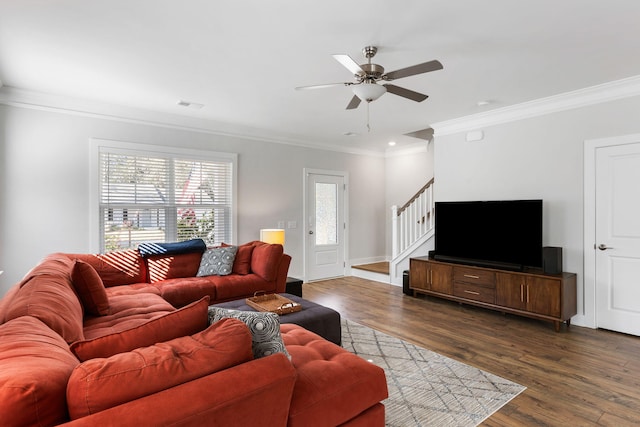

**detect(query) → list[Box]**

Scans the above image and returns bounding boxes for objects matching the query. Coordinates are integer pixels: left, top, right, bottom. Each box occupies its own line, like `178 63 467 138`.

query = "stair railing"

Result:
391 179 434 258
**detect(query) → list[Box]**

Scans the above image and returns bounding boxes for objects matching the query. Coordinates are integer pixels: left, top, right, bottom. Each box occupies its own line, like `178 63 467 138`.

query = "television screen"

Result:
434 200 543 269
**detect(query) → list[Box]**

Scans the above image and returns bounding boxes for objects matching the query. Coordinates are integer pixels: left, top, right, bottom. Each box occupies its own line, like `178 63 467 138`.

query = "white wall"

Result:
0 105 386 295
384 145 435 258
433 95 640 327
385 145 434 207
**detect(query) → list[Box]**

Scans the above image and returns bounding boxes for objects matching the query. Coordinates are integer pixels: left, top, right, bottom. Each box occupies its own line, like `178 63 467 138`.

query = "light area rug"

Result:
341 319 526 427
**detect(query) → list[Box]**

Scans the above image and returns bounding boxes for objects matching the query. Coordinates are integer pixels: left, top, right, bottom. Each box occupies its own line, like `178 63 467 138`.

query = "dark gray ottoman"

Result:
212 293 341 345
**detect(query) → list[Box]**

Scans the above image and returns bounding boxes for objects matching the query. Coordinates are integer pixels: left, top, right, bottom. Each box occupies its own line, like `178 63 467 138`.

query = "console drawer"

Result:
454 267 495 286
453 282 496 304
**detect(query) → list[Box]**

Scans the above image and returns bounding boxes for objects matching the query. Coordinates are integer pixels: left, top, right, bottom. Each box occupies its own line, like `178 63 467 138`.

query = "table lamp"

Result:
260 229 285 245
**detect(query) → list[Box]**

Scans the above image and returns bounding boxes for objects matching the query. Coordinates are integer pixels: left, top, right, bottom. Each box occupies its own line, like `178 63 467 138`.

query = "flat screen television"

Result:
434 199 543 270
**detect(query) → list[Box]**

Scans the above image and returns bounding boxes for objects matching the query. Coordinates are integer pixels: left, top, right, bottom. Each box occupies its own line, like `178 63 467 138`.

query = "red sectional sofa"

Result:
0 242 388 426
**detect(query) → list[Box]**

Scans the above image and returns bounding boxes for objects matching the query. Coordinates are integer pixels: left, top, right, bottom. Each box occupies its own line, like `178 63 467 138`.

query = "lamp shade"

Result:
352 82 386 102
260 229 285 245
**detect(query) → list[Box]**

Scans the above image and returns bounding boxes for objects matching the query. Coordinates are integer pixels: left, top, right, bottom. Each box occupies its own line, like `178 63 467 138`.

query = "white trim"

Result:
583 132 640 329
350 268 391 285
303 168 349 282
89 138 238 252
432 75 640 136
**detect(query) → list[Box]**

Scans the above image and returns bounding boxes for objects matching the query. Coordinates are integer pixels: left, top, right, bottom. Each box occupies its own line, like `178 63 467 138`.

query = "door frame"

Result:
303 168 349 282
584 132 640 329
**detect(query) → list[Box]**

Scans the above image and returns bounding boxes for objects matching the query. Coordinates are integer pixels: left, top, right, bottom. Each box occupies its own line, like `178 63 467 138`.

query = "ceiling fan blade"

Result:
383 60 443 81
332 54 364 75
405 127 434 142
346 95 361 110
295 82 352 90
383 84 428 102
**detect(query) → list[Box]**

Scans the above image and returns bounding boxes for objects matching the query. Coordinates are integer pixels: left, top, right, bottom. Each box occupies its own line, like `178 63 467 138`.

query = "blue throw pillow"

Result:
138 238 206 257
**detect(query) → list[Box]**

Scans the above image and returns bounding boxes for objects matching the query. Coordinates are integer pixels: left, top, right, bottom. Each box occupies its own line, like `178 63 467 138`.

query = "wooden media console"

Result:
409 257 577 331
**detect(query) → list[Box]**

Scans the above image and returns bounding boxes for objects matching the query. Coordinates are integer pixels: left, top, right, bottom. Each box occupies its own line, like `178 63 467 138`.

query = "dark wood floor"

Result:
303 277 640 427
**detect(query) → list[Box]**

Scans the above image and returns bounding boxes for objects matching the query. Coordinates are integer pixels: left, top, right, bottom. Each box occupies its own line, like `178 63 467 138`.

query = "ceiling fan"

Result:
296 46 443 110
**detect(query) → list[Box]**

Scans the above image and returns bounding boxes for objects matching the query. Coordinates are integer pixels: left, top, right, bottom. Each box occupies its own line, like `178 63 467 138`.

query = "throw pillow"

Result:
66 318 253 419
70 297 210 362
138 238 206 257
197 246 238 277
250 243 283 282
208 307 290 359
223 242 255 275
71 260 110 316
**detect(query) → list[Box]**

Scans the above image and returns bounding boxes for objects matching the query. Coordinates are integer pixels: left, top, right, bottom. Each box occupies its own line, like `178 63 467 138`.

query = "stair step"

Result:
351 262 389 275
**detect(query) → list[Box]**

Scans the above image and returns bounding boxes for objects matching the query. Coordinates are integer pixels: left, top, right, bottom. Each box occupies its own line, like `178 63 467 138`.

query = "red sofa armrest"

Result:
62 353 296 427
275 254 292 293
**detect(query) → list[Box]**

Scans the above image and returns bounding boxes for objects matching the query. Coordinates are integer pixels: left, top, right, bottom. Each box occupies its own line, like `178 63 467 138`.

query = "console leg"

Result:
554 321 561 332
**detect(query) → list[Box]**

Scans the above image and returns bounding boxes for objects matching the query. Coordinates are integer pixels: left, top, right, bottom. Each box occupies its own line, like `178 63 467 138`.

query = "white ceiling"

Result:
1 0 640 153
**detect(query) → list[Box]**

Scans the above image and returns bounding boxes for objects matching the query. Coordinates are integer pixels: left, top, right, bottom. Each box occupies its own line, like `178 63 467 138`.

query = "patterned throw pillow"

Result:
208 307 290 360
196 246 238 277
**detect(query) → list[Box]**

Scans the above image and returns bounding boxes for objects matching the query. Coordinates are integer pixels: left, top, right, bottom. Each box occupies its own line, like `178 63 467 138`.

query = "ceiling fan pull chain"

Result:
367 102 371 132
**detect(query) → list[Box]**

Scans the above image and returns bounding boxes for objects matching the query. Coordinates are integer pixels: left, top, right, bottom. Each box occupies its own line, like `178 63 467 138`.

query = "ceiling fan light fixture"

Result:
352 82 386 102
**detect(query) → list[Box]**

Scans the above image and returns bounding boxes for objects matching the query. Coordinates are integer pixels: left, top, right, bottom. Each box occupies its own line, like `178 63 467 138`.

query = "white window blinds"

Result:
98 146 234 252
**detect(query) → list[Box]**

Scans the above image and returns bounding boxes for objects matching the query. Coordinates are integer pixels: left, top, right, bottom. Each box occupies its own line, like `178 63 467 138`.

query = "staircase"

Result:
352 179 435 285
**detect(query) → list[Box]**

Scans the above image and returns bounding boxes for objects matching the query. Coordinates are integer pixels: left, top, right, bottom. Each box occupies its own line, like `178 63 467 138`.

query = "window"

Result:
96 141 236 253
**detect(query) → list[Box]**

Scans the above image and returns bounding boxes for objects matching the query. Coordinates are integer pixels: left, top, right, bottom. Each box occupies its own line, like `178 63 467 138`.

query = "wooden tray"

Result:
245 293 302 315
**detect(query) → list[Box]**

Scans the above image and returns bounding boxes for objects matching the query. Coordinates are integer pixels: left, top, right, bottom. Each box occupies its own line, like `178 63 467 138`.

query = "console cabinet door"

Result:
409 259 429 291
430 263 453 295
496 273 527 310
526 277 561 318
496 273 561 317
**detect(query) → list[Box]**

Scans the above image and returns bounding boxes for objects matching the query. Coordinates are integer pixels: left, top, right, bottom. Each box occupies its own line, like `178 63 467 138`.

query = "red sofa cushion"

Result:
82 292 175 340
59 353 297 427
67 318 254 419
71 297 210 361
234 243 254 274
65 250 146 287
251 243 284 282
222 242 255 275
4 254 84 343
155 276 217 308
0 316 80 427
280 324 389 427
146 252 203 283
71 259 110 316
212 274 277 302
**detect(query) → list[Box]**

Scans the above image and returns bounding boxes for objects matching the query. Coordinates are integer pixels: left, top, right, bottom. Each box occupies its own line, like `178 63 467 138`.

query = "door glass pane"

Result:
315 182 337 245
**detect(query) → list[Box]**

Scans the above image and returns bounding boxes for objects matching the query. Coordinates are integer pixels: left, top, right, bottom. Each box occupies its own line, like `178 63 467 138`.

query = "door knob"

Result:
309 230 314 235
598 244 613 251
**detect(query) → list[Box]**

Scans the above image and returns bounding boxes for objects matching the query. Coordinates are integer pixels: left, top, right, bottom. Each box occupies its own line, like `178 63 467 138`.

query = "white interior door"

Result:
305 171 346 281
595 141 640 336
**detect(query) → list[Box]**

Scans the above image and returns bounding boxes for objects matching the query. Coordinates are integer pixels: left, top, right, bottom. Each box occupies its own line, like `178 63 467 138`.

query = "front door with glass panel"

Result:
305 172 346 280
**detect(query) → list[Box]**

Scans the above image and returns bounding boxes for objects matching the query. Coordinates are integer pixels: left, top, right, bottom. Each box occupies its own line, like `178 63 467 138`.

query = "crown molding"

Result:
3 75 639 157
431 75 640 136
0 86 384 158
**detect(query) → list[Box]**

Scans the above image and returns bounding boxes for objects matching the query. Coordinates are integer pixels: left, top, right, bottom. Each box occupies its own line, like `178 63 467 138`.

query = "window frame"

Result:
90 138 237 253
